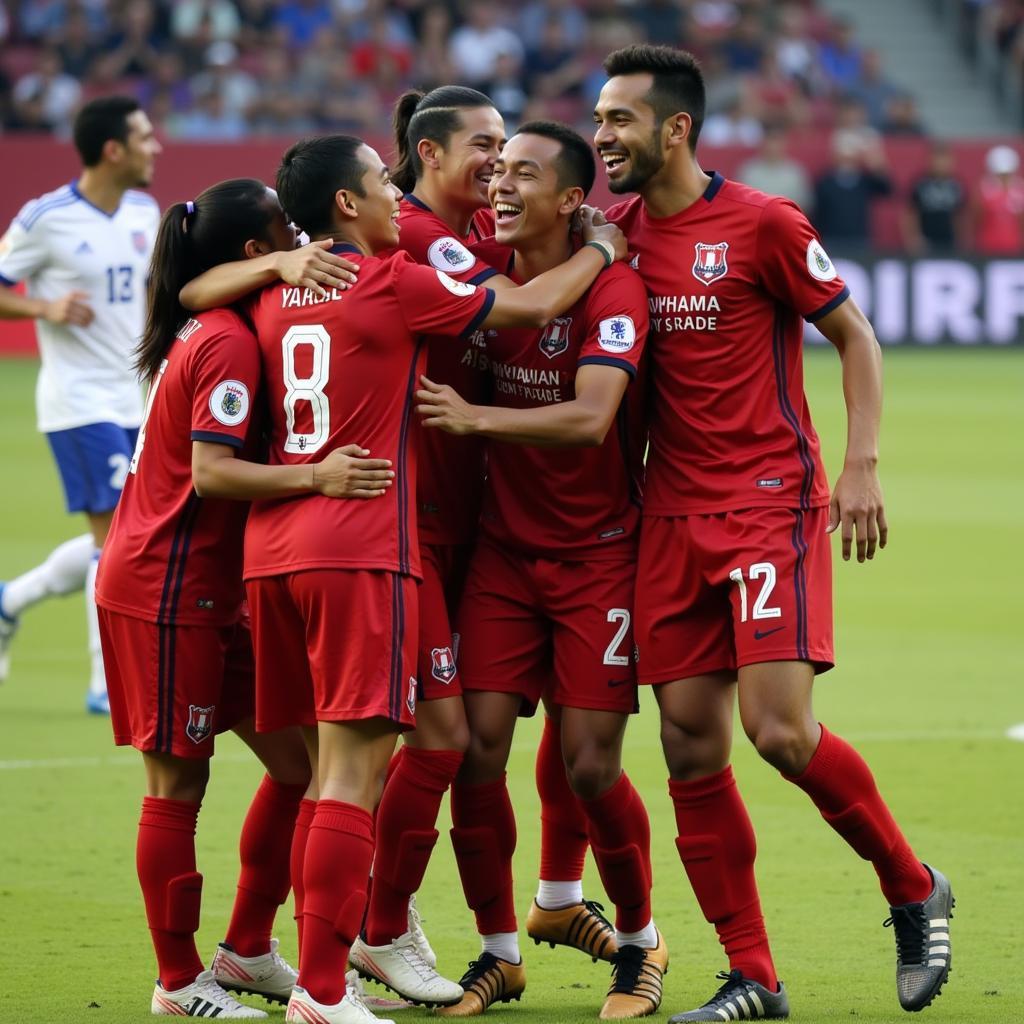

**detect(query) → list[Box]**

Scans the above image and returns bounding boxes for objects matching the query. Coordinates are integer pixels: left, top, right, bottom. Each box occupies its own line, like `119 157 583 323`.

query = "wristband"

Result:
584 239 615 267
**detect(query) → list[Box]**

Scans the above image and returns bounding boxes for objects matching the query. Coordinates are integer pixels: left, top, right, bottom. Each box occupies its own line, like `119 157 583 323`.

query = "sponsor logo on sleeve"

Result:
209 380 250 426
186 704 215 744
436 270 477 297
427 236 476 273
692 241 729 285
806 239 837 282
597 315 636 353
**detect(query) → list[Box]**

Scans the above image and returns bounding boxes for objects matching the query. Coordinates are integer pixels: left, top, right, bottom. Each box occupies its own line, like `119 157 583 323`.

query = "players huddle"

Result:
4 45 954 1024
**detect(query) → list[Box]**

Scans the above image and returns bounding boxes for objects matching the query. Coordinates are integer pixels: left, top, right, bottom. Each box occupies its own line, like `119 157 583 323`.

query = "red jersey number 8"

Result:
282 324 331 454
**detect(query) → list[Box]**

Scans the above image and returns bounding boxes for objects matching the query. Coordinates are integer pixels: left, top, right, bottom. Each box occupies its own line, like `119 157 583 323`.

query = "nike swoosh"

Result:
753 626 785 640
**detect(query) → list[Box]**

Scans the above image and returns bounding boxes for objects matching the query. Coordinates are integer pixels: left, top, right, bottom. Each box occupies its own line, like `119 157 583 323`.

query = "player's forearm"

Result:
473 399 612 447
193 458 316 500
0 286 46 321
838 330 883 467
180 255 282 311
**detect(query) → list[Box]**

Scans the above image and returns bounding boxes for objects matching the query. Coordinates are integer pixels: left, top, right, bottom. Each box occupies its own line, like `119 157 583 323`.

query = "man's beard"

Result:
608 132 665 194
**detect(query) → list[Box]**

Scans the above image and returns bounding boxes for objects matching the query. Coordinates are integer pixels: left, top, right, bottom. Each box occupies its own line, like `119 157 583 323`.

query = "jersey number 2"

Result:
282 325 330 454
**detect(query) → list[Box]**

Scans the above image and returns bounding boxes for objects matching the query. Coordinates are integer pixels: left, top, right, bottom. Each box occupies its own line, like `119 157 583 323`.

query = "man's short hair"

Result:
276 135 368 238
515 120 596 197
73 96 141 167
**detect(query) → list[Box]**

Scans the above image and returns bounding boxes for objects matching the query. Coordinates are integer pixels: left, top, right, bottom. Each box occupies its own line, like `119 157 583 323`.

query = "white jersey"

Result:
0 182 159 433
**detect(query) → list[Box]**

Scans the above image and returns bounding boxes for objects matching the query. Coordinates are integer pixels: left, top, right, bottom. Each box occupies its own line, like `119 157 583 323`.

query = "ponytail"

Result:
391 89 425 195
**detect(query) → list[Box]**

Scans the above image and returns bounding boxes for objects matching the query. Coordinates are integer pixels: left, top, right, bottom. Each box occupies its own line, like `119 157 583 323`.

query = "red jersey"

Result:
471 240 649 560
607 173 847 515
975 176 1024 255
242 245 494 581
96 308 260 627
396 195 504 544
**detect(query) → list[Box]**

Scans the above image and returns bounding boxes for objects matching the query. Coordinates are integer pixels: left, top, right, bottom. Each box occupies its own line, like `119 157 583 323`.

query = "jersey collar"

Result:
69 179 120 219
404 193 431 212
703 170 725 203
330 243 363 256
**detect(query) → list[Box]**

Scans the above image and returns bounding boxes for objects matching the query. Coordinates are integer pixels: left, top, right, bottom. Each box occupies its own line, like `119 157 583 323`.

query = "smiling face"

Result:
351 143 404 251
488 132 582 249
594 73 668 195
431 105 506 208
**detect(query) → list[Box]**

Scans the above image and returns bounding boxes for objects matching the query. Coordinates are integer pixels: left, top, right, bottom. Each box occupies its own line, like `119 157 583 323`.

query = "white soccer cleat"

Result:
350 931 462 1007
212 938 298 1005
407 895 436 968
151 969 268 1017
345 971 412 1012
0 584 18 683
286 980 396 1024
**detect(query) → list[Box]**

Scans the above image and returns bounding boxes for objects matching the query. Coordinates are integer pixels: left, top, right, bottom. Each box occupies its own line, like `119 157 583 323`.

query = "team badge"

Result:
428 236 476 273
430 646 457 684
806 239 837 282
692 242 729 285
407 676 418 716
597 315 636 353
539 316 572 358
186 704 215 744
436 270 477 297
132 230 148 255
209 380 250 426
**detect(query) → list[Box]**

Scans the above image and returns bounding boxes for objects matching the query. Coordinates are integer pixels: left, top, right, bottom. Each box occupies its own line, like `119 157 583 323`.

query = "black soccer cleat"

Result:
668 970 789 1022
885 863 954 1012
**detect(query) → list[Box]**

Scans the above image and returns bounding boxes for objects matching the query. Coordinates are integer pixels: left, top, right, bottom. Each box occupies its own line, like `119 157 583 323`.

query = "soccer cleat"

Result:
86 690 110 714
407 894 437 968
599 931 668 1020
212 938 297 1005
349 931 463 1006
667 971 789 1022
286 980 395 1024
0 584 18 683
526 898 618 962
885 863 954 1012
152 968 268 1017
345 970 411 1013
433 953 526 1017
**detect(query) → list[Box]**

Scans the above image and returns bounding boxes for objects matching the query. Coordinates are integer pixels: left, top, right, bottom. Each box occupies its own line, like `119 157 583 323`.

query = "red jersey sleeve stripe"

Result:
462 288 496 337
805 284 850 323
577 355 638 379
190 430 244 449
468 267 500 287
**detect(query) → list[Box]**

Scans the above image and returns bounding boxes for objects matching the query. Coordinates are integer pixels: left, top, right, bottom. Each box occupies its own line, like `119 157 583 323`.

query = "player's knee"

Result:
660 717 726 780
748 720 815 775
462 727 509 782
564 746 618 801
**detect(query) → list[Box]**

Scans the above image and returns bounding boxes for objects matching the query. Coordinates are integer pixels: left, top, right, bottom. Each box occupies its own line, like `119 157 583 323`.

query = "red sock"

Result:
536 716 588 882
669 769 777 990
785 725 932 906
290 798 317 956
450 775 517 934
365 747 462 945
298 800 374 1006
580 773 652 932
365 749 404 913
224 775 306 957
136 796 205 992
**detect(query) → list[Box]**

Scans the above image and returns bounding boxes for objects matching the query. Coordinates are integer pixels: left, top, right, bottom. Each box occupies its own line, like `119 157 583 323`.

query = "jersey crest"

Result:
132 230 149 255
186 704 215 744
430 646 457 684
539 316 572 359
692 242 729 286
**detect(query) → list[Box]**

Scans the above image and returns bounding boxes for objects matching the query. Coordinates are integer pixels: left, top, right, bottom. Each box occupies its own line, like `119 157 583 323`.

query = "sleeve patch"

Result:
806 239 837 282
597 315 636 353
428 236 477 274
435 270 477 297
208 380 250 426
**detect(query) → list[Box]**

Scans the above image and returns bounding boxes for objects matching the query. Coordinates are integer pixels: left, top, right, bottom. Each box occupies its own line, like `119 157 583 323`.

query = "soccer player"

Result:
593 45 954 1019
413 121 666 1021
96 179 394 1018
0 96 160 711
349 87 614 1006
233 134 625 1024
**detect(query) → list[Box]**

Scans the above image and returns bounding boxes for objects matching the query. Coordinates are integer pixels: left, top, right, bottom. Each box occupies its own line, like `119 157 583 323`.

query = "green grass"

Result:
1 350 1022 1024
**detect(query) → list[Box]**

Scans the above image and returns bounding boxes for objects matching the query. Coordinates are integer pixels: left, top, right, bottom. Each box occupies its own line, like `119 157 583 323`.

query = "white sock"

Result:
85 550 106 698
535 879 583 910
481 932 520 964
1 533 94 618
616 919 658 950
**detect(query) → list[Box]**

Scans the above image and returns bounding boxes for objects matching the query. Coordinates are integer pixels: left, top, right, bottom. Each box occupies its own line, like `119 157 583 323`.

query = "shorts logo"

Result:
806 239 837 282
539 316 572 358
186 704 215 744
132 230 148 255
597 315 636 353
428 236 476 273
430 646 457 684
692 242 729 285
757 477 783 488
407 676 418 716
436 270 477 297
209 380 250 426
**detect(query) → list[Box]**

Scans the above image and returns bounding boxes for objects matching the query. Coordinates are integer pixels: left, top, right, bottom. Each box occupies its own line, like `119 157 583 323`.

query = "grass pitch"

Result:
0 350 1021 1024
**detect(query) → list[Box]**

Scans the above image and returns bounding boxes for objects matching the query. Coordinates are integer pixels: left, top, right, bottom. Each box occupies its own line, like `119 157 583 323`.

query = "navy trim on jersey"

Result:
388 573 402 721
703 171 726 203
329 242 362 256
156 623 172 753
462 288 495 337
0 272 17 287
577 355 637 379
70 180 120 219
467 266 500 287
19 190 77 231
805 285 850 323
190 430 244 449
771 304 816 510
789 509 810 660
396 339 425 575
404 193 431 212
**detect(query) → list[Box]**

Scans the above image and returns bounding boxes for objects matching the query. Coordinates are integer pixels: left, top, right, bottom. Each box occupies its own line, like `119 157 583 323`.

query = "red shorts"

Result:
417 543 472 702
99 609 255 759
456 541 638 715
246 569 418 733
635 507 834 685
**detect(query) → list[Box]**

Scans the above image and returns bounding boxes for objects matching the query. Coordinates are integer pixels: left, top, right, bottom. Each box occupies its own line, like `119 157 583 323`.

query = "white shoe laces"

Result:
194 973 249 1012
407 896 435 964
344 972 385 1022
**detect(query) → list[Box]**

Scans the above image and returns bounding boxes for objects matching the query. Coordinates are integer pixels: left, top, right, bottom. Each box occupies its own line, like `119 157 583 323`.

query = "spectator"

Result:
235 0 276 48
314 52 379 132
720 9 765 73
296 25 344 92
881 93 926 136
819 15 863 93
137 51 194 114
274 0 334 49
171 0 242 45
519 0 587 52
903 142 966 254
168 87 247 139
772 2 819 91
524 15 585 100
20 0 109 42
972 144 1024 254
849 49 899 129
750 48 809 129
10 48 82 135
634 0 688 46
189 41 259 120
95 0 164 81
449 2 523 85
832 94 882 151
352 14 414 82
701 94 764 146
813 129 892 248
55 6 103 80
487 50 529 127
247 45 315 133
738 125 812 209
412 3 457 91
